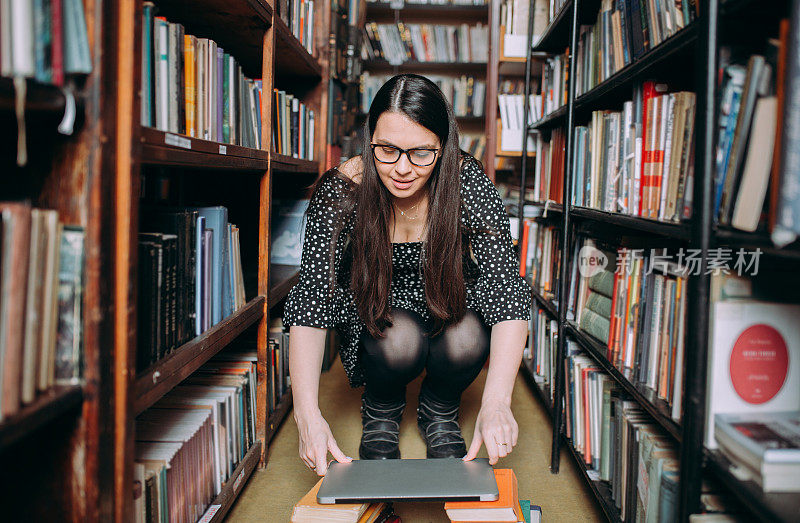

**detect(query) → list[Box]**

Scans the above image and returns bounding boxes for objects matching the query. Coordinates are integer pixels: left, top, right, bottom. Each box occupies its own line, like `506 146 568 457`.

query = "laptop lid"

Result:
316 458 499 504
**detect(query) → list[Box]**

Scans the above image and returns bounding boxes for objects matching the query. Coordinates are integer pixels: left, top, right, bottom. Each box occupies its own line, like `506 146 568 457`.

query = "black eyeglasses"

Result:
370 143 439 167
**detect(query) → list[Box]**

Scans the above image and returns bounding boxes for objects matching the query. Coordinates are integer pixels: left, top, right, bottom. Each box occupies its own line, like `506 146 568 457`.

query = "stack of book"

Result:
133 351 258 523
0 203 85 419
540 50 569 118
361 22 489 64
137 206 247 371
291 478 396 522
0 0 92 83
524 306 558 404
572 81 697 223
359 73 485 118
715 411 800 493
574 1 699 97
564 350 681 522
532 128 567 203
444 469 541 522
272 89 316 160
714 48 782 232
141 3 264 149
268 317 292 413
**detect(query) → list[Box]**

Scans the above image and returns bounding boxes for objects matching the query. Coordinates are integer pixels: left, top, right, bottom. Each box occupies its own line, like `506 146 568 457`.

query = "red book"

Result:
51 0 64 86
639 81 665 216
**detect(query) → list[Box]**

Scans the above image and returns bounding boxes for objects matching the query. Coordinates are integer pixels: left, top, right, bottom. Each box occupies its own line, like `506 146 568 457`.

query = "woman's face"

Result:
371 111 441 202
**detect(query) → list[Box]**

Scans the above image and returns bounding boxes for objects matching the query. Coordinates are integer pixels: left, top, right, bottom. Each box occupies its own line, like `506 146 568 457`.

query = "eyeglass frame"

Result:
370 143 440 167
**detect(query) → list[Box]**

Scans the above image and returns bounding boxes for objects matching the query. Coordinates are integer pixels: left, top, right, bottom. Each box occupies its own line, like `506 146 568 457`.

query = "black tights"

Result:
360 308 491 404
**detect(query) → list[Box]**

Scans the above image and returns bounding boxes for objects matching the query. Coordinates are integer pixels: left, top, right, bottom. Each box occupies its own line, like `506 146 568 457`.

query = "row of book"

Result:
519 221 561 298
333 13 362 84
539 50 569 119
714 50 781 232
361 22 489 64
272 89 316 160
523 306 558 406
0 0 91 83
291 478 398 522
285 0 316 54
570 239 687 422
574 0 699 97
365 0 487 4
535 0 570 43
501 0 548 58
460 135 487 161
531 128 567 204
359 72 486 118
572 82 697 223
137 206 247 372
133 351 258 523
498 94 543 130
0 203 84 420
565 345 745 521
141 4 263 149
268 318 292 414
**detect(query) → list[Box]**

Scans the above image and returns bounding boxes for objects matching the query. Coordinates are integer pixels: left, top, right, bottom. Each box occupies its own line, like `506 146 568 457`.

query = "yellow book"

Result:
184 34 196 137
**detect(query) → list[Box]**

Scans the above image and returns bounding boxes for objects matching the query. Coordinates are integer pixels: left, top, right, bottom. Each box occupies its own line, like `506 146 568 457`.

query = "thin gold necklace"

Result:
395 199 422 220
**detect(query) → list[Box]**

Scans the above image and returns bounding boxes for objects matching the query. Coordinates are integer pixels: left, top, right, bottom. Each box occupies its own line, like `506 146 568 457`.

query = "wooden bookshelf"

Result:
141 127 269 171
269 264 301 308
520 360 553 417
274 16 323 78
266 389 294 445
0 385 83 451
133 296 266 415
271 153 320 174
200 441 263 523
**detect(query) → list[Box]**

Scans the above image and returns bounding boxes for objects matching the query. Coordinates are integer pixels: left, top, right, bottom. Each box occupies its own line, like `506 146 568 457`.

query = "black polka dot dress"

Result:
283 157 532 387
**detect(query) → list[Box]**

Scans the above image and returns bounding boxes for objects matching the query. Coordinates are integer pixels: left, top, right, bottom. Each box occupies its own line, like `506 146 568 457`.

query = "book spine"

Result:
184 35 196 137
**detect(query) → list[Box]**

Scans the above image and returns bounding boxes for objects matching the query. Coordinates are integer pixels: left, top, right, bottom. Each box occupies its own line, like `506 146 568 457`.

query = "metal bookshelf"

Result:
515 1 800 521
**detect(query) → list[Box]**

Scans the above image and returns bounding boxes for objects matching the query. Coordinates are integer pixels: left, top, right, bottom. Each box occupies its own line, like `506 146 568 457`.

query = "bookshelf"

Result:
515 1 800 522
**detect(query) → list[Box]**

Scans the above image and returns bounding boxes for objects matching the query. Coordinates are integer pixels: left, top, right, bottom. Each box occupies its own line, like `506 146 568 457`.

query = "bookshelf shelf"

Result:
525 201 564 215
151 0 272 77
140 127 269 171
134 296 266 415
201 441 263 523
274 17 323 78
531 1 574 53
570 207 692 241
270 153 320 174
268 264 300 308
714 226 800 261
363 60 488 73
532 287 559 319
0 78 85 118
530 105 567 131
566 322 682 442
562 436 623 523
573 23 700 120
705 449 800 523
365 2 489 18
520 361 553 417
266 389 293 445
0 385 83 451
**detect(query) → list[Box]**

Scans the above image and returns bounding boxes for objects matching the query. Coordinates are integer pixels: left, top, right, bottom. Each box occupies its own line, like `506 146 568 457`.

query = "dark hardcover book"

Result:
139 233 170 358
624 421 640 521
137 241 159 370
141 213 184 346
291 98 300 158
635 266 655 383
637 0 650 53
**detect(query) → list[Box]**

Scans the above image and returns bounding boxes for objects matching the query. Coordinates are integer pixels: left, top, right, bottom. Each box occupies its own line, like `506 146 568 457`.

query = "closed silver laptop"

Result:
316 458 499 504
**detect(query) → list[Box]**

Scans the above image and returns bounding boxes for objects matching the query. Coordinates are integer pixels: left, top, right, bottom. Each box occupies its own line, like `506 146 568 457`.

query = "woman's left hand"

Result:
462 398 518 465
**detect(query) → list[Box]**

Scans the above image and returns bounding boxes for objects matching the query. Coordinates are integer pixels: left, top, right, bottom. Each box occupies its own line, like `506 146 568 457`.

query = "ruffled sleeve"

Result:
461 159 532 326
283 173 353 330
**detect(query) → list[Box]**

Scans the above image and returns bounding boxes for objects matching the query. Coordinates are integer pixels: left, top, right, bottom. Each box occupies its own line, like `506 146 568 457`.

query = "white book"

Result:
308 110 315 161
705 301 800 448
659 94 676 221
155 18 169 132
7 0 35 76
167 23 179 134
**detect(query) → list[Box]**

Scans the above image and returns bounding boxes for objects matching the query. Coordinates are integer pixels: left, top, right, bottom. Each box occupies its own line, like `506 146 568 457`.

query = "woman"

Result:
284 74 532 476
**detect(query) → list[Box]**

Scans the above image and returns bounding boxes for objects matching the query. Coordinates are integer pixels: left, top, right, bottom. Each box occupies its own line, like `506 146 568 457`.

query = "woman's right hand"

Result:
295 411 352 476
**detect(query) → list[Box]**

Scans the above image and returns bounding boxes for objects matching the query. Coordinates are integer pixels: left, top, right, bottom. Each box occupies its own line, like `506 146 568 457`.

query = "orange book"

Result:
519 220 530 277
444 469 523 522
291 478 370 522
184 34 197 137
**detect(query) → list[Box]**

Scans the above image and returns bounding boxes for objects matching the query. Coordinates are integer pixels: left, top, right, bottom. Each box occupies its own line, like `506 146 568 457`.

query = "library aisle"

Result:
228 359 603 522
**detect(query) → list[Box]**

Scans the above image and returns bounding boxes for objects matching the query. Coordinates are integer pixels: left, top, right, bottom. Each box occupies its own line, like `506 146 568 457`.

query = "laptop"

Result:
316 458 499 504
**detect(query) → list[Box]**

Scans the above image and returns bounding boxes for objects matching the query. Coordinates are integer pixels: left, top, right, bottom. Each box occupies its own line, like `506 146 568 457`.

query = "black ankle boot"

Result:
359 392 405 460
417 388 467 459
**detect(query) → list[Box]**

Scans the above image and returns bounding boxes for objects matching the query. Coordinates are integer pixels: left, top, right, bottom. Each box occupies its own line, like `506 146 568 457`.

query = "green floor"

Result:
227 358 604 522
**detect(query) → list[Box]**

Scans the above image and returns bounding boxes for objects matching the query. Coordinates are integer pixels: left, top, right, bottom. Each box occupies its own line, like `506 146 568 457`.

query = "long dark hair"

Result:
314 74 468 338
